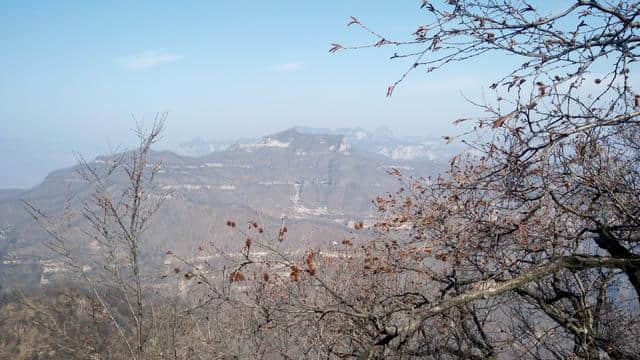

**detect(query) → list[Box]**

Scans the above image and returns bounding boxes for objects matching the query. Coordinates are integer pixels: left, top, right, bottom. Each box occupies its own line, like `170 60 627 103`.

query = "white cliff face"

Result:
338 138 350 154
238 138 290 151
176 139 234 157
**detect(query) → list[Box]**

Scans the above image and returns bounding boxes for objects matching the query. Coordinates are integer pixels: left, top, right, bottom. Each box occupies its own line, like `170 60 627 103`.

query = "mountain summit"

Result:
229 128 350 155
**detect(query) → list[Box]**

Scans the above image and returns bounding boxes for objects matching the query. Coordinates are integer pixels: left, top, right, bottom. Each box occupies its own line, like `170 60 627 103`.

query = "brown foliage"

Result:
289 265 301 282
229 271 246 282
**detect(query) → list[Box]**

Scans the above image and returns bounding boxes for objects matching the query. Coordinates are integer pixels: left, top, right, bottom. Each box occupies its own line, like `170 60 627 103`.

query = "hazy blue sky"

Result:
1 1 513 187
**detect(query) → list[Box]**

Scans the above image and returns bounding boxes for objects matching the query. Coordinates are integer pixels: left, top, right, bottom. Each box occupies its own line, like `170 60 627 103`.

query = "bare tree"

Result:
189 1 640 359
23 114 202 359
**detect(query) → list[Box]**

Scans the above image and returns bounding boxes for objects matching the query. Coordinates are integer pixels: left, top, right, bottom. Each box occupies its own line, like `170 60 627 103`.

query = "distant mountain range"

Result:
1 127 457 189
0 127 458 287
177 126 459 161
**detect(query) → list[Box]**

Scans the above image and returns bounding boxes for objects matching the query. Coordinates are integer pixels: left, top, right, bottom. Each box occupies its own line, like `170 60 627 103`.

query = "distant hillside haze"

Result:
0 135 128 189
0 136 78 189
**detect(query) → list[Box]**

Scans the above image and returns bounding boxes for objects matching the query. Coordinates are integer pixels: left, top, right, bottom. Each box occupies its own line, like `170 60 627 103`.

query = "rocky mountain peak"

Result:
230 128 350 155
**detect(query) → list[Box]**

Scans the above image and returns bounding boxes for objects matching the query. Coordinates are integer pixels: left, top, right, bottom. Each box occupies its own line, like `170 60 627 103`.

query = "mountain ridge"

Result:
0 127 449 288
176 126 459 162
